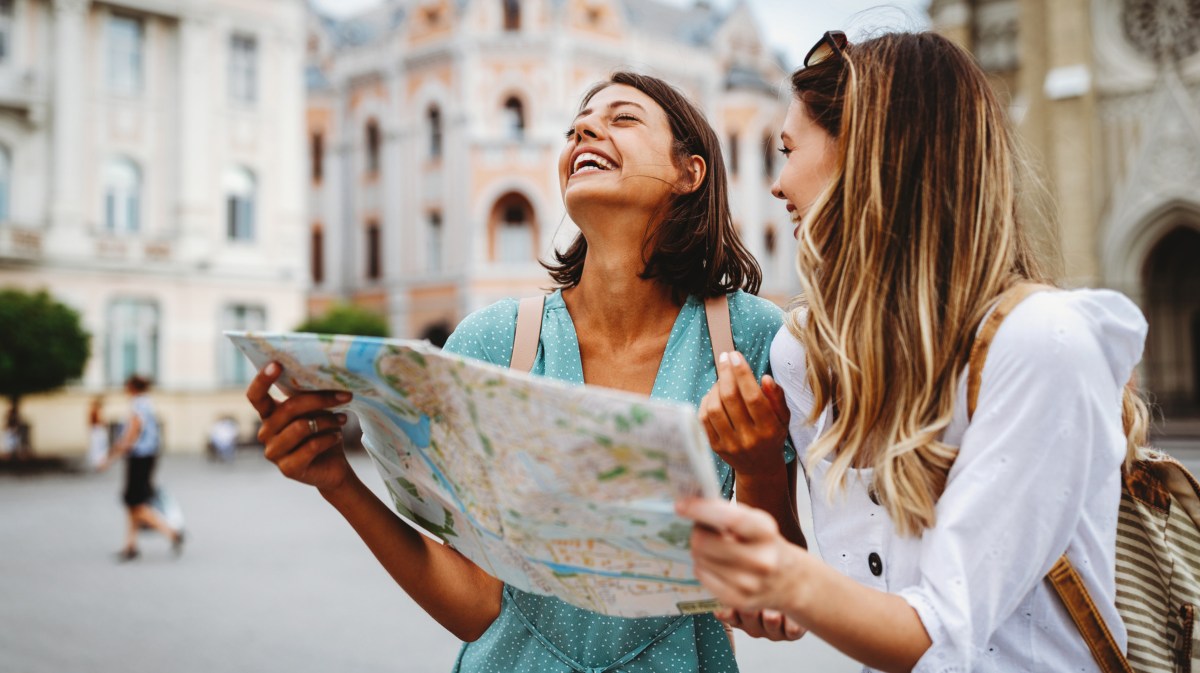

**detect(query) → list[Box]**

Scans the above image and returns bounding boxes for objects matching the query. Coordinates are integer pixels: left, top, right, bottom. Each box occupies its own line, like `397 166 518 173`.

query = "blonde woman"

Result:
680 31 1149 672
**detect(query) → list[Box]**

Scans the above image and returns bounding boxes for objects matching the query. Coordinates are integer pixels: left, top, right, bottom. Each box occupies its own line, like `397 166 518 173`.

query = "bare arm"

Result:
100 414 141 470
679 498 931 672
701 351 805 546
247 362 502 641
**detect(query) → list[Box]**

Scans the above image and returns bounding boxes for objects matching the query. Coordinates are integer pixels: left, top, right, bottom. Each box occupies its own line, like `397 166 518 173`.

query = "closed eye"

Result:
564 127 577 140
778 147 792 157
613 113 640 123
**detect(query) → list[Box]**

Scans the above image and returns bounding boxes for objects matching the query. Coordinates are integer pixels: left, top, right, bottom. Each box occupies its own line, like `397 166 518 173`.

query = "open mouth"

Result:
572 152 617 176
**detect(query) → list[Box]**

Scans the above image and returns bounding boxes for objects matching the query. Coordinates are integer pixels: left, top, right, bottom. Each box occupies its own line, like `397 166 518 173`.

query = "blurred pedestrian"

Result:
86 395 109 471
208 415 238 463
99 375 184 561
1 406 16 461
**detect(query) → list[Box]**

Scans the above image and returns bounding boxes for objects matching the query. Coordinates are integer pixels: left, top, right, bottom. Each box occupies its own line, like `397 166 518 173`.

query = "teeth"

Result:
789 207 803 224
573 152 615 174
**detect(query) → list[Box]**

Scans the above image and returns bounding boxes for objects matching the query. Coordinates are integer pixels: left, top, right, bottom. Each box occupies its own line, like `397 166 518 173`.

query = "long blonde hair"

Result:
787 32 1147 536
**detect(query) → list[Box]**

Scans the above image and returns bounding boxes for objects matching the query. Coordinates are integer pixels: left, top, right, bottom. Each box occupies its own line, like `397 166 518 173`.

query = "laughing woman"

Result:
245 72 801 672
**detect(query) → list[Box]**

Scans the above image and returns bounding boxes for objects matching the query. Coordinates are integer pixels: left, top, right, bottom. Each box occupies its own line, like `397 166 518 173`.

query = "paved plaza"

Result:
0 452 856 673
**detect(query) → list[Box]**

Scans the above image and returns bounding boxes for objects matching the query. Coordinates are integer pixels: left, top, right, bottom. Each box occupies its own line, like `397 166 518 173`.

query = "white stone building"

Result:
0 0 307 453
932 0 1200 435
304 0 797 341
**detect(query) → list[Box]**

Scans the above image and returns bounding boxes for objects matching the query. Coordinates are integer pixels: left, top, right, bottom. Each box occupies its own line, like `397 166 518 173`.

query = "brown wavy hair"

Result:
786 32 1149 536
544 71 761 301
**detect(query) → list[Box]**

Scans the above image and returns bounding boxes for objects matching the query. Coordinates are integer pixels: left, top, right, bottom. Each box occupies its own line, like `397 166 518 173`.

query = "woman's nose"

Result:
573 116 603 141
770 178 784 200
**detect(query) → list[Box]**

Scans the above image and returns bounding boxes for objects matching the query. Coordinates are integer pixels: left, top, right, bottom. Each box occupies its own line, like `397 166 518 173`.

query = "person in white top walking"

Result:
677 30 1150 672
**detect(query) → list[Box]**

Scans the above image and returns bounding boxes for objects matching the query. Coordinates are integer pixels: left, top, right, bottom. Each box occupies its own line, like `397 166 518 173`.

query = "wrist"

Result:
776 543 816 619
318 471 365 507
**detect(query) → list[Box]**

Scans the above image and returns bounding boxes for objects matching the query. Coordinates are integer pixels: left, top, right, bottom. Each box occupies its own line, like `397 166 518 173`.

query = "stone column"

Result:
48 0 88 246
175 7 214 262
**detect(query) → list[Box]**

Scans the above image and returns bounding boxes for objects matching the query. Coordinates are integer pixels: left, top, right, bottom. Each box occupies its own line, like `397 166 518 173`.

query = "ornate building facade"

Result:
304 0 796 342
0 0 307 452
932 0 1200 434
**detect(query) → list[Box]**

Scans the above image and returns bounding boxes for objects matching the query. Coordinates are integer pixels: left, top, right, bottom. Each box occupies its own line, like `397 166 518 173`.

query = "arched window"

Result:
104 157 141 234
502 0 520 31
489 192 536 264
427 105 443 158
311 132 324 183
365 119 381 174
0 144 10 222
311 224 324 285
503 96 525 140
727 132 739 176
225 166 256 241
762 132 775 179
366 220 381 281
428 211 443 274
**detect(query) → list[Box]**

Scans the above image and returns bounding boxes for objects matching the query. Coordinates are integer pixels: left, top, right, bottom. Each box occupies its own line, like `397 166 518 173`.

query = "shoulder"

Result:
984 289 1147 389
442 298 520 366
726 291 785 356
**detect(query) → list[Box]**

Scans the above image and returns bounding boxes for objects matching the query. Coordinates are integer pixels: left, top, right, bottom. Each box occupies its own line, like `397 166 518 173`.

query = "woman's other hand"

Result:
246 361 353 493
699 351 790 476
718 608 807 641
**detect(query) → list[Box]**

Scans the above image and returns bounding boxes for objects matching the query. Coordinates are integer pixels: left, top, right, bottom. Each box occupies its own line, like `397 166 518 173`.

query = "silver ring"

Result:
307 418 320 435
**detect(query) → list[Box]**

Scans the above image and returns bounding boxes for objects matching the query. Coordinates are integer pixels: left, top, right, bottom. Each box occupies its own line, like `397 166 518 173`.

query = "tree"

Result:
0 288 91 440
295 303 389 338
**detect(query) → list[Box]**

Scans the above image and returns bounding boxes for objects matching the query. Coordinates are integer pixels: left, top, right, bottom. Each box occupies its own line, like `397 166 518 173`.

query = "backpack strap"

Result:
510 296 546 372
513 294 734 372
966 283 1055 419
965 282 1133 673
1047 557 1135 673
704 294 734 365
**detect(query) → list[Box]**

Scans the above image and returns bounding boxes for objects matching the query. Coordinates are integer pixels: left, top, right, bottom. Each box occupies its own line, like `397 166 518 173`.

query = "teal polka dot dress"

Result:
441 289 789 673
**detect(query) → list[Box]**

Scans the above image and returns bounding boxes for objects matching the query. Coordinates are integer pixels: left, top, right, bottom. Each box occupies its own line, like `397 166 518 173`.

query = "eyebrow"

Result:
574 100 648 121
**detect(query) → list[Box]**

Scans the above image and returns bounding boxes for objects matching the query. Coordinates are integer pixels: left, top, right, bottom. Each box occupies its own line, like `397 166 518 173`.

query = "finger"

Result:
263 412 346 462
716 353 754 430
782 614 808 640
275 431 344 476
702 389 736 445
759 609 784 639
728 353 776 427
246 362 282 419
260 391 352 442
678 497 779 542
761 376 791 426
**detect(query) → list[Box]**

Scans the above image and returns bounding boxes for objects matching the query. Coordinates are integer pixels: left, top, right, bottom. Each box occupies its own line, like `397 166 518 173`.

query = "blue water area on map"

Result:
344 338 433 447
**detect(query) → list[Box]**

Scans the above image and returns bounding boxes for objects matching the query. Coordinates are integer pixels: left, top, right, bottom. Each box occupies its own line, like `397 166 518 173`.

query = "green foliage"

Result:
0 288 91 401
295 303 389 338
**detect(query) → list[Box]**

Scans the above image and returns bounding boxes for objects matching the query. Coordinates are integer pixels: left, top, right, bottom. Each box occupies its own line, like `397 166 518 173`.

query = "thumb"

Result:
761 375 790 425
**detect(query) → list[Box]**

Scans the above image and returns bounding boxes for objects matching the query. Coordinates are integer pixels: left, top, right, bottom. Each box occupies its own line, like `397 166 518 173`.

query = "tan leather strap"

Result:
510 294 734 372
964 282 1131 673
510 296 546 372
966 283 1055 419
704 294 734 365
1047 556 1134 673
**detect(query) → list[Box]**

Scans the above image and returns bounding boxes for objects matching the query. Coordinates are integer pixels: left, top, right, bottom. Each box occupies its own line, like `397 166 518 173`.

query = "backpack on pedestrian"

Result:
969 284 1200 673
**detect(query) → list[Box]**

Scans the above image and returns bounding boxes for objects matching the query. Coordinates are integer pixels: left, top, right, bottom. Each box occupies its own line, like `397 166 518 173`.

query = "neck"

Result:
563 237 679 343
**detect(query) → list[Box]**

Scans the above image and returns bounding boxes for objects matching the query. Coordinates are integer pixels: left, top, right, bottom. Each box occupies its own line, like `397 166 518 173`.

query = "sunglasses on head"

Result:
804 30 848 68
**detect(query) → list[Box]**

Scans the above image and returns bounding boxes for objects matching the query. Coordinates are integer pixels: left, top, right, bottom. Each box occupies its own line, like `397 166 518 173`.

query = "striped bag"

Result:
968 284 1200 673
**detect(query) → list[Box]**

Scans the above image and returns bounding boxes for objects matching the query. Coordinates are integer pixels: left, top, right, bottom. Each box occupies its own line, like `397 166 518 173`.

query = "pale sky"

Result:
308 0 932 68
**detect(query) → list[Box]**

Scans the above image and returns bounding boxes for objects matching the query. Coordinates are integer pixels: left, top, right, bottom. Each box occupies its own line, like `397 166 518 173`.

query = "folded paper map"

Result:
226 331 722 618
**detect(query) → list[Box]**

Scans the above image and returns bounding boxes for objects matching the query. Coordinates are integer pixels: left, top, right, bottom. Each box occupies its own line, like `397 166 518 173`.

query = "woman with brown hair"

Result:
245 72 799 672
679 31 1149 671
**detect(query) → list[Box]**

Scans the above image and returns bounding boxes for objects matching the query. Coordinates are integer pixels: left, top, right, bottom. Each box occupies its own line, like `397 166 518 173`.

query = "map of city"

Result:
226 331 723 618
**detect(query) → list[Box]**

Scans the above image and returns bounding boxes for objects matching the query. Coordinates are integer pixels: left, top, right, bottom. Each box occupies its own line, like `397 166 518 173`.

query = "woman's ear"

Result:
676 155 707 195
